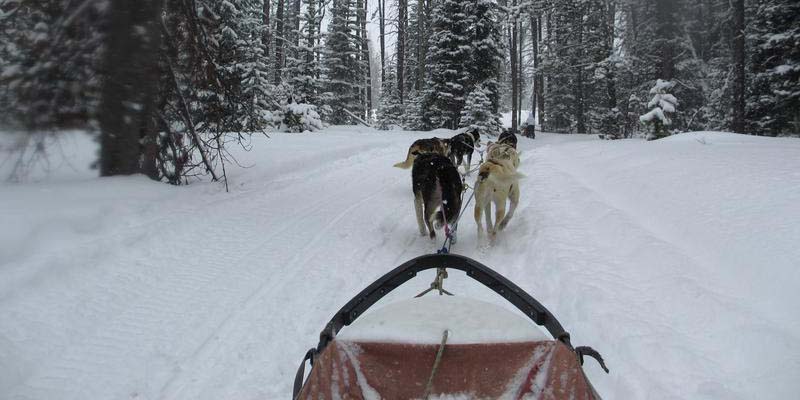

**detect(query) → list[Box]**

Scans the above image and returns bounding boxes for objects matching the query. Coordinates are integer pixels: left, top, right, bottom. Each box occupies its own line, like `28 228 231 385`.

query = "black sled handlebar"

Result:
293 253 603 398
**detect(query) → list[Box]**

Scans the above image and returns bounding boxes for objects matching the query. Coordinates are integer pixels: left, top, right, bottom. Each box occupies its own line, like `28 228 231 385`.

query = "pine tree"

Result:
376 67 404 129
747 0 800 135
422 0 471 129
423 0 502 129
469 0 504 114
285 0 323 106
460 83 502 133
322 0 363 124
0 0 104 129
640 79 678 140
403 90 426 130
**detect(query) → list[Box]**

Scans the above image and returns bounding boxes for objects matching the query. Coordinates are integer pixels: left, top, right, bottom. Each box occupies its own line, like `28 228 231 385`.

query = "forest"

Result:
0 0 798 183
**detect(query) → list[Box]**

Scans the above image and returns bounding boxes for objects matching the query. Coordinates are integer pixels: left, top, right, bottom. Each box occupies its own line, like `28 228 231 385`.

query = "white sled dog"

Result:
474 143 522 241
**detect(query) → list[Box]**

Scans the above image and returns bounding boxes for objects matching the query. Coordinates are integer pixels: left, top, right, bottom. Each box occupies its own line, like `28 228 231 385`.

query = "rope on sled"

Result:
423 329 450 400
437 182 477 254
415 268 453 297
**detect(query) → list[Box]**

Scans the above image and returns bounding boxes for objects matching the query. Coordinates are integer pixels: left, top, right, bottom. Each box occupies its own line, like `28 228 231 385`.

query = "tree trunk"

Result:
530 13 537 118
99 0 162 178
541 13 549 125
306 0 316 65
397 0 406 103
416 0 429 91
378 0 385 83
263 0 271 58
518 21 524 128
274 0 285 83
575 5 586 134
731 0 746 133
605 0 618 137
655 0 675 80
293 0 302 48
510 4 518 131
359 0 371 117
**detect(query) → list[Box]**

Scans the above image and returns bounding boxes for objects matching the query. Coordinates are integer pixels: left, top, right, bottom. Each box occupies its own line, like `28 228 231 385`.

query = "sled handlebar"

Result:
315 253 573 354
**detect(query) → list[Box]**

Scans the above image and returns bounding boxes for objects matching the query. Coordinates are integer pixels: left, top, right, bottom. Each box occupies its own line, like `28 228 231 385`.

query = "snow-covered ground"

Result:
1 128 799 399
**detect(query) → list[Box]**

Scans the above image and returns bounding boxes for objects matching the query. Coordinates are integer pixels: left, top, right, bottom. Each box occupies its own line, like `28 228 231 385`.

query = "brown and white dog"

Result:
474 144 522 241
412 153 463 239
448 127 481 174
394 137 451 169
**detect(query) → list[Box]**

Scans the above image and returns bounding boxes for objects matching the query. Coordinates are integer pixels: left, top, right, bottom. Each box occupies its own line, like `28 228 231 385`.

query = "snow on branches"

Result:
640 79 678 140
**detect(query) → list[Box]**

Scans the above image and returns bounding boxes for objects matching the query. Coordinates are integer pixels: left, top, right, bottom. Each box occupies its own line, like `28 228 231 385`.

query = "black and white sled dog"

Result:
448 127 482 174
394 137 451 169
411 153 464 239
498 128 518 149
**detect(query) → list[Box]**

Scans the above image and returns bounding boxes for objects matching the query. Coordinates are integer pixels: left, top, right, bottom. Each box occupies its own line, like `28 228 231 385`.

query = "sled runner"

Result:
292 253 608 399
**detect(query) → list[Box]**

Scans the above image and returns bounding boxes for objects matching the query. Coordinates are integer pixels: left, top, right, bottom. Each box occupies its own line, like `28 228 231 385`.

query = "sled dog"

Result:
412 153 464 239
448 127 482 174
474 144 522 241
394 137 451 169
498 128 518 149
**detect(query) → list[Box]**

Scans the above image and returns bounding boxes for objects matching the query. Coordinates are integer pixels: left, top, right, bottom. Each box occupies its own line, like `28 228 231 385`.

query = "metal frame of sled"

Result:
293 253 606 398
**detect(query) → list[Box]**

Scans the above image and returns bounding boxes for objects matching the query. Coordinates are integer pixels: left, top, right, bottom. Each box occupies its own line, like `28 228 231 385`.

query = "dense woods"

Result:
0 0 797 182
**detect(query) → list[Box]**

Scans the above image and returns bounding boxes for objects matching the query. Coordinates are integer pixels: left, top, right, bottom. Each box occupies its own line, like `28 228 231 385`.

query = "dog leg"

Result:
484 200 494 238
465 153 472 175
424 200 438 239
492 200 506 240
474 201 484 238
414 193 426 236
498 184 519 231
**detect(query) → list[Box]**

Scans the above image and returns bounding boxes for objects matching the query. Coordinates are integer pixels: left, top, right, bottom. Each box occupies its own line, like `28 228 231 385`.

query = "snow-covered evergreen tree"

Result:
460 83 502 134
747 0 800 135
321 0 363 124
376 67 404 129
403 90 426 131
281 101 324 132
0 0 104 129
468 0 504 113
422 0 471 129
423 0 503 130
192 0 273 132
239 12 273 132
284 0 323 107
640 79 678 140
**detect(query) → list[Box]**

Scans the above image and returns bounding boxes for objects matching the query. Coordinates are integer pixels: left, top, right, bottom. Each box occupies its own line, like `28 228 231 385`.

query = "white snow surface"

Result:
337 296 549 344
1 129 800 399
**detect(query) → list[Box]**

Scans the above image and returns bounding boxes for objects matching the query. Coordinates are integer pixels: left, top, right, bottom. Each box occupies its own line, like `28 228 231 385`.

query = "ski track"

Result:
2 129 798 399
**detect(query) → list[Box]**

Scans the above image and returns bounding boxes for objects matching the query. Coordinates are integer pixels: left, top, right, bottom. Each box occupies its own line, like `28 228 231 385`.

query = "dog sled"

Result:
292 253 608 399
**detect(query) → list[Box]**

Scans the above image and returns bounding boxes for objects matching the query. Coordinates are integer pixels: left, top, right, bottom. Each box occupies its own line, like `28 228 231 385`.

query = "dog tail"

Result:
393 149 417 169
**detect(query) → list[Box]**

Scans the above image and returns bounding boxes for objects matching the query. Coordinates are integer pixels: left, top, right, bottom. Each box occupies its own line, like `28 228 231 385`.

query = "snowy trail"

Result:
1 129 799 399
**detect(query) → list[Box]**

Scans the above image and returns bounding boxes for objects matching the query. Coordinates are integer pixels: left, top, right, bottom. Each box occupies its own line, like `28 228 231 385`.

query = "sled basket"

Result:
292 253 605 399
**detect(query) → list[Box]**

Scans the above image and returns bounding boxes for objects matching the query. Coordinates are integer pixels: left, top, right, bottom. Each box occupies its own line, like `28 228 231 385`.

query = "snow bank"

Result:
337 296 548 344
